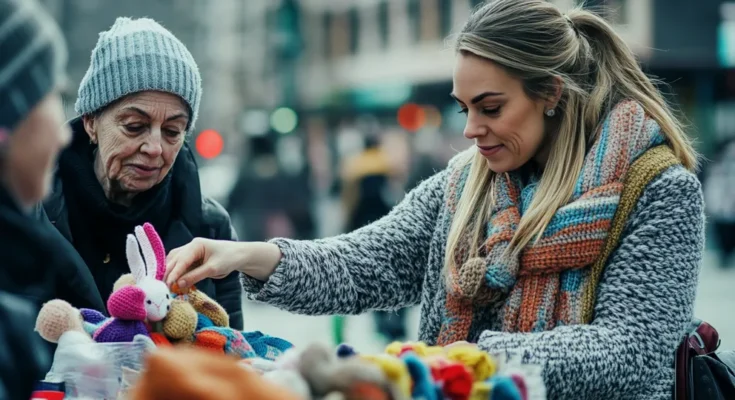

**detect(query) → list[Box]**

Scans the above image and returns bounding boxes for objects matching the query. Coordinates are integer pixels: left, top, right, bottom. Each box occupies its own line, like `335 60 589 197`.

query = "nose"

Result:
463 115 488 140
141 129 163 157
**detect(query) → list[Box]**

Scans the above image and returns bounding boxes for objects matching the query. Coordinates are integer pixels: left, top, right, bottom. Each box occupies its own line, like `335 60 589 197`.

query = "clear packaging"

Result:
45 341 149 400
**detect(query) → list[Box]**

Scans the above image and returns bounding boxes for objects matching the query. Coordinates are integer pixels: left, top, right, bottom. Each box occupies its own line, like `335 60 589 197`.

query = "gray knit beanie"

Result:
75 17 202 130
0 0 67 132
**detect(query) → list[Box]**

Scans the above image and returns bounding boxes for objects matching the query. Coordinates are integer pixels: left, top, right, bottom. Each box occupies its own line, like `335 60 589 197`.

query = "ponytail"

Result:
567 8 699 170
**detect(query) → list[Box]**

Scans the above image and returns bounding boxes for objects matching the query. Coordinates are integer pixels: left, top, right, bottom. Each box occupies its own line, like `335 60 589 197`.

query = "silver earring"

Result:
545 108 556 117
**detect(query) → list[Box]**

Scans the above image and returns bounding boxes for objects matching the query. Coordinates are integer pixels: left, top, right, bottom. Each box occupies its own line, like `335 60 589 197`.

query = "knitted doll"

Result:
94 223 172 343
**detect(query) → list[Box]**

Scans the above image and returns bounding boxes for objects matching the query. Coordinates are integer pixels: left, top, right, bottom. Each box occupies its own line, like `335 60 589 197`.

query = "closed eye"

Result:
482 106 501 116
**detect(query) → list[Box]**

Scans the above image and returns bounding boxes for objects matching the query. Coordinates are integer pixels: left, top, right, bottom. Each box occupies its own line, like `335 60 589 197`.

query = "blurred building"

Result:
38 0 275 160
263 0 733 160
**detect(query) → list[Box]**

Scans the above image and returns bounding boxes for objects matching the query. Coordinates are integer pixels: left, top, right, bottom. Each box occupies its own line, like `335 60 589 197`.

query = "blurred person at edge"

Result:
340 134 408 342
0 0 77 397
32 17 243 329
165 1 703 398
704 137 735 268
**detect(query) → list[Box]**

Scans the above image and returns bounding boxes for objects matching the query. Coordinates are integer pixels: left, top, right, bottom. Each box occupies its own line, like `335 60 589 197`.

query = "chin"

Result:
484 159 514 174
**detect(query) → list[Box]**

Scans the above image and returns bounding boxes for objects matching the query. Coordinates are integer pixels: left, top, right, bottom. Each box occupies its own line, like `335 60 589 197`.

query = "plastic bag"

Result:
45 340 149 399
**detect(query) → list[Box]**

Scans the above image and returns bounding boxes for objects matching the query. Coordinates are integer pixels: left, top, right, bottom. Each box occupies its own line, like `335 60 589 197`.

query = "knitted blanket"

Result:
438 100 666 344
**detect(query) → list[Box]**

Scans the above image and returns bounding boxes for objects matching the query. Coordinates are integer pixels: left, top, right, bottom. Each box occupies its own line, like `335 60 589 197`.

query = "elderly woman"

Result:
39 17 243 329
166 1 703 398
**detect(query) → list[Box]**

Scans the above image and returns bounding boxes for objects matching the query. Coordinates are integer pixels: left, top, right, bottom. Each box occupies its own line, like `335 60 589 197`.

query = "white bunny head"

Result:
126 223 171 322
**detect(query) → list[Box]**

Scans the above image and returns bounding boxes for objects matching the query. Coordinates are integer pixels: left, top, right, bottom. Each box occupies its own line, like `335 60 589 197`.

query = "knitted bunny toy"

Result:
94 223 172 343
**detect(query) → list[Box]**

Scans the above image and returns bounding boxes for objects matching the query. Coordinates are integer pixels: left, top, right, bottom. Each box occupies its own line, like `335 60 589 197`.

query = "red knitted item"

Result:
194 331 227 354
149 333 172 347
429 360 473 400
108 286 147 320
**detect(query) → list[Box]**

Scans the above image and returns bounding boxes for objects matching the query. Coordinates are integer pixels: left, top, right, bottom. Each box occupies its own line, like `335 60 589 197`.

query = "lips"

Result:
477 144 504 157
128 164 161 176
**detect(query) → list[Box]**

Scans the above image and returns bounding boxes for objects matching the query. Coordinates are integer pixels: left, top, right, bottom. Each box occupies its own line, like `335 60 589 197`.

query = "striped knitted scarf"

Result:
437 100 666 344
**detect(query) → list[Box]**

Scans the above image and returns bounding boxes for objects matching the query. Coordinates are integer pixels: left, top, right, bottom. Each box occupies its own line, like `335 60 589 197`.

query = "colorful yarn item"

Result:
446 346 496 382
470 381 492 400
243 331 294 361
434 362 474 400
509 374 528 400
488 375 522 400
402 352 439 400
360 354 412 399
336 343 358 358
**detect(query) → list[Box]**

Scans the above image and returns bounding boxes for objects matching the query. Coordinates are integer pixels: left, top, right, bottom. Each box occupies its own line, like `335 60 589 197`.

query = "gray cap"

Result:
75 17 202 130
0 0 67 132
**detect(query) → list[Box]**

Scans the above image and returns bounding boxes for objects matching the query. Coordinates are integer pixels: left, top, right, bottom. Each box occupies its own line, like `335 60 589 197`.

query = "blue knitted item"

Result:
196 313 215 330
402 352 438 400
489 375 522 400
75 17 202 129
336 343 357 358
199 327 257 359
242 331 293 361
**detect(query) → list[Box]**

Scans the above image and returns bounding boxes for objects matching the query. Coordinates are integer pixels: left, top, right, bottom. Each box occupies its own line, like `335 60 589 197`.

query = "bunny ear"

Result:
134 225 157 279
126 234 146 282
142 223 166 281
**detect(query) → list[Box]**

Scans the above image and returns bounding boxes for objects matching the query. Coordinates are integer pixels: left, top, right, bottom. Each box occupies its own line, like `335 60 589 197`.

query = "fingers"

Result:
165 239 206 288
176 263 217 289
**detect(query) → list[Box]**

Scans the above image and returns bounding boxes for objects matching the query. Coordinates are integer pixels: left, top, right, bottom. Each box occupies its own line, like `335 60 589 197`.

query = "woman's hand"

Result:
164 239 282 289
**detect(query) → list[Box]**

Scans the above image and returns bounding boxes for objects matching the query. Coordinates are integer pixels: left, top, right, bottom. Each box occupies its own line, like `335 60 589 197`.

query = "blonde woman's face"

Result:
452 53 552 173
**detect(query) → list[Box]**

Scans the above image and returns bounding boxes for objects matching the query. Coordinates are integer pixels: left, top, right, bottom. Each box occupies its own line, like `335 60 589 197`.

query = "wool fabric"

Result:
0 0 67 132
75 17 201 129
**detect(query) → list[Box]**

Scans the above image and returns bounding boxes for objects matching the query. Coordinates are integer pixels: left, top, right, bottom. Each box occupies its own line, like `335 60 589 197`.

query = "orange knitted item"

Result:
130 347 304 400
149 333 172 347
194 331 227 354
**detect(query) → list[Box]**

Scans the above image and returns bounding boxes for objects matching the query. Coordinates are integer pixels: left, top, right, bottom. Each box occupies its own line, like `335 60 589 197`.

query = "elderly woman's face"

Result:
5 92 70 207
83 91 189 195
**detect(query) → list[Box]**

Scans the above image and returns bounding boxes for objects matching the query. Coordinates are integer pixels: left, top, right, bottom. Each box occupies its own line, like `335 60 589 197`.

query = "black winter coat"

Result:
35 118 243 330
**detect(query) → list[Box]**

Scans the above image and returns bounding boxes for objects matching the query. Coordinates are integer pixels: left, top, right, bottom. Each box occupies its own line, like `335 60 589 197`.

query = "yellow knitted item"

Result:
359 354 412 399
470 381 492 400
581 145 679 323
385 341 444 358
162 299 198 340
446 346 496 382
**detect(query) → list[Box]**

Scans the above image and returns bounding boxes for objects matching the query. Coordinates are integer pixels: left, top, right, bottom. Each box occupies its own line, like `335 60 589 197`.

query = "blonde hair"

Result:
445 0 699 274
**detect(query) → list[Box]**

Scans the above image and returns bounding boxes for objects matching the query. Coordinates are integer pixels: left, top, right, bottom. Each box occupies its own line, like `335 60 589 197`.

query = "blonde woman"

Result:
165 1 703 398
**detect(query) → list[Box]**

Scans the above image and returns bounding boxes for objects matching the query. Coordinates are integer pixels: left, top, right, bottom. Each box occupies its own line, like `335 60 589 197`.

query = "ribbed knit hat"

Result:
0 0 67 132
75 17 202 130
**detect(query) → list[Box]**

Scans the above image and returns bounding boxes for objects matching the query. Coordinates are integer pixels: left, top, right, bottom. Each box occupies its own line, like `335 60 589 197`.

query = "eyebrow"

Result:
450 91 504 104
120 107 189 122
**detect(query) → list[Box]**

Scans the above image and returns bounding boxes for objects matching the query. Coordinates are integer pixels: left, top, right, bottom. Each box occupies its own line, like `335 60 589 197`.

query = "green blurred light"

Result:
270 107 298 134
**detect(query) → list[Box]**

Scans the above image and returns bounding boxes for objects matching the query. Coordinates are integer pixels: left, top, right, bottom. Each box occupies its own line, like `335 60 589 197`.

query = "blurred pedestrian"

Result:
340 135 408 342
165 1 703 398
0 0 76 397
36 17 243 329
704 137 735 268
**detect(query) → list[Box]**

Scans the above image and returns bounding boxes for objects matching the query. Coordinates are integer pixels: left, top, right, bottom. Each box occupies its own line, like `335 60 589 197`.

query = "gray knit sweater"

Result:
241 154 704 400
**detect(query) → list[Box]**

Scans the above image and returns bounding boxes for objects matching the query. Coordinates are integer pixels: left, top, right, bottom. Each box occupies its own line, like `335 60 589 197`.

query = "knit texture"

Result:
107 285 147 321
438 100 665 343
75 17 201 129
0 0 67 131
241 101 704 399
34 300 83 343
